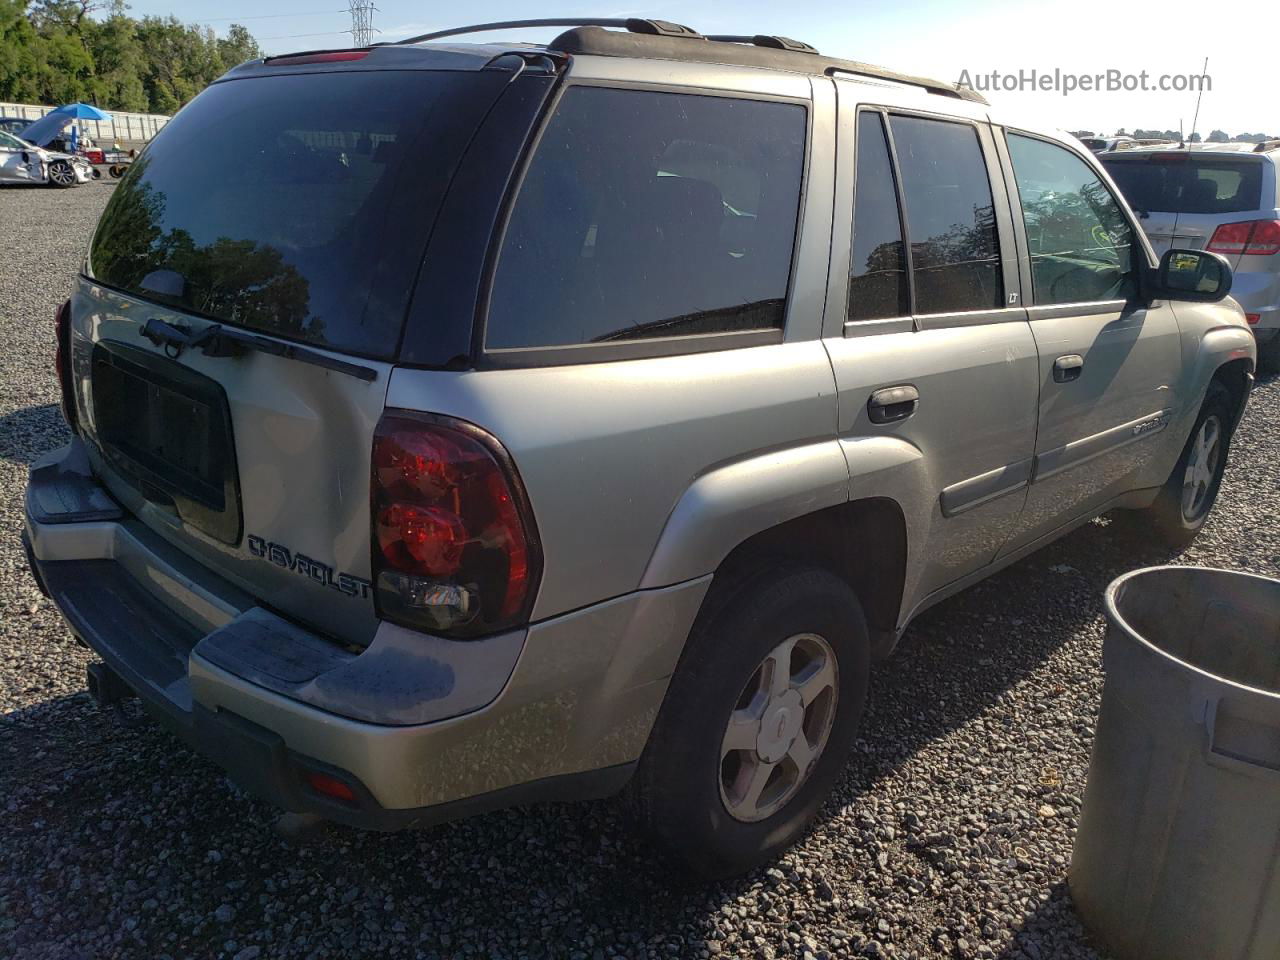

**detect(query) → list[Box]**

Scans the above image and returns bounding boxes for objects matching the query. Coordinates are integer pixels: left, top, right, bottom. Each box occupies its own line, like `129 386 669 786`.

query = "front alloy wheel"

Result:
47 160 77 187
1181 414 1222 522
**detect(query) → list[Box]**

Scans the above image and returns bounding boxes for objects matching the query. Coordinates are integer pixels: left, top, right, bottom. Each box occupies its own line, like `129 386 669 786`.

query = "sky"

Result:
129 0 1275 135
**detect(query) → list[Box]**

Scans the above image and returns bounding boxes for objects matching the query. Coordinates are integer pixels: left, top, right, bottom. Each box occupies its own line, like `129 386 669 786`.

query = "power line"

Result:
194 10 345 23
258 29 351 41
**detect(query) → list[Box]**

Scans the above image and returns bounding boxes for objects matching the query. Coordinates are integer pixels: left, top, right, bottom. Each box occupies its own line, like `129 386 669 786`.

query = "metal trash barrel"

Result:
1071 566 1280 960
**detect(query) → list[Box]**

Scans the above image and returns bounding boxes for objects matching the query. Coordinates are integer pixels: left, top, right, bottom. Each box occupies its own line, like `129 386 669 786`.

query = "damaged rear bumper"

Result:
24 440 709 828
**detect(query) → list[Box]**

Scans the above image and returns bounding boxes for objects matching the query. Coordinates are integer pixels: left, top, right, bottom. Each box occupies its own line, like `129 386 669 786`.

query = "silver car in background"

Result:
0 129 94 187
1103 145 1280 367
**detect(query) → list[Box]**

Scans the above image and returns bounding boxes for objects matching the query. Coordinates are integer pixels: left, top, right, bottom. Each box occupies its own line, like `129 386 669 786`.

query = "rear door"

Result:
71 60 532 644
824 88 1040 604
995 130 1183 554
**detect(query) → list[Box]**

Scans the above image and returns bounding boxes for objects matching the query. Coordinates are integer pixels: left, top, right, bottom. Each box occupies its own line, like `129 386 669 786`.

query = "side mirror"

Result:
1147 248 1233 303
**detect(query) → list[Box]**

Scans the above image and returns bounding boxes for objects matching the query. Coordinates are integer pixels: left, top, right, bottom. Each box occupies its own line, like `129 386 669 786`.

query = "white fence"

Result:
0 102 170 144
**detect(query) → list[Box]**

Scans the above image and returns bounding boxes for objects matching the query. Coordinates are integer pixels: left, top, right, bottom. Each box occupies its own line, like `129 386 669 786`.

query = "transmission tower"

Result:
347 1 377 47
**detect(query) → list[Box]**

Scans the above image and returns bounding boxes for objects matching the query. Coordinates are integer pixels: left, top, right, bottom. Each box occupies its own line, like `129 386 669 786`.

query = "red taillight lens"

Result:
371 414 540 637
1246 314 1260 324
1207 220 1280 256
54 298 77 431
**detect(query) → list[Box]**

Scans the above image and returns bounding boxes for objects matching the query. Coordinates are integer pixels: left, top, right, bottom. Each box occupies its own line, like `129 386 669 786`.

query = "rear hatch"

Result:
1102 151 1265 261
72 54 521 644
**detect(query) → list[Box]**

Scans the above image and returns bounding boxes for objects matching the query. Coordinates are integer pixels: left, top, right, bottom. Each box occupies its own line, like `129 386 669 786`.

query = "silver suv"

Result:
1102 144 1280 368
23 19 1255 877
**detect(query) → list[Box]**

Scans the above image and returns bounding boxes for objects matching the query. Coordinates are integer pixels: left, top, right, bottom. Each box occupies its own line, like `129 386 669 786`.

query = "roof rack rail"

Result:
390 18 701 46
705 34 819 55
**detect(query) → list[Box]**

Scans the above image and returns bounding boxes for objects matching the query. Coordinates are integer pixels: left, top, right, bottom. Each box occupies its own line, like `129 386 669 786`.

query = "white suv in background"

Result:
1103 145 1280 368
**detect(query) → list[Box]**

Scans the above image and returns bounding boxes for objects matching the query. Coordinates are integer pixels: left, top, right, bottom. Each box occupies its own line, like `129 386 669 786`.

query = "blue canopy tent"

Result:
20 102 112 150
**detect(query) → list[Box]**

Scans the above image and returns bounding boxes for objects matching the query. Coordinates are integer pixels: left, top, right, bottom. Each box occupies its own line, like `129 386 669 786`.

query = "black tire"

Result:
47 160 77 188
627 565 870 879
1127 383 1234 548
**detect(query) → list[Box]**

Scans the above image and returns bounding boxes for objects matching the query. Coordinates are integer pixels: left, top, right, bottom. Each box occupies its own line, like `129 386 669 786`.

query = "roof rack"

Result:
388 19 986 104
705 35 820 55
390 18 701 46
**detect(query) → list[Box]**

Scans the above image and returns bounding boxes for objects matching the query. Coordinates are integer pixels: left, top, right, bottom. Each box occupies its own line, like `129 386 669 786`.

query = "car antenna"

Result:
1171 57 1209 249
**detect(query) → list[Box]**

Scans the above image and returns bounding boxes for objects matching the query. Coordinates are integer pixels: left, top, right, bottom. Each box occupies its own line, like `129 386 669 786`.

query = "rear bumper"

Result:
25 441 709 827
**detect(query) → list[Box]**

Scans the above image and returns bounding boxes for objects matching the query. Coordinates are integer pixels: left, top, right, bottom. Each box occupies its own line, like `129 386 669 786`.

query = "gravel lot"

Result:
1 182 1277 960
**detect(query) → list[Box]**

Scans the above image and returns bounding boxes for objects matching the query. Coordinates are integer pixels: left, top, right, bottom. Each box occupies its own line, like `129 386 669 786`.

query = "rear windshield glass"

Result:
88 70 502 360
1102 154 1264 215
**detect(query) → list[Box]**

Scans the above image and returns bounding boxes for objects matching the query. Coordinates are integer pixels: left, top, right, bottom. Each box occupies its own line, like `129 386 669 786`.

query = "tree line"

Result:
0 0 262 115
1072 128 1277 143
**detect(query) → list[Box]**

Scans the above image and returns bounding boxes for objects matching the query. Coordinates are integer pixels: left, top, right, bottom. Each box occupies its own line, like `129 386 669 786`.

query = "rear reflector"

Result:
266 50 370 66
305 771 357 804
1207 220 1280 256
1246 314 1260 325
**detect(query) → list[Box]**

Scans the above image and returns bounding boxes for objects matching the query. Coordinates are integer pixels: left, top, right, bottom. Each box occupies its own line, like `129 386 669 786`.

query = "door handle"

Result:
868 384 919 424
1053 354 1084 383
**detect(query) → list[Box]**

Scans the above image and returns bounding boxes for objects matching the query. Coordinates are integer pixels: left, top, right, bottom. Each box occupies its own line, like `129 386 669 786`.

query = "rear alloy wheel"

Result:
719 633 839 823
47 160 77 188
627 566 869 878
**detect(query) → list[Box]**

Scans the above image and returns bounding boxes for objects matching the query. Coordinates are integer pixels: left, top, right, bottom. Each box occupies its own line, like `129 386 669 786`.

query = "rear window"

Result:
485 86 806 350
1102 154 1264 215
88 70 505 360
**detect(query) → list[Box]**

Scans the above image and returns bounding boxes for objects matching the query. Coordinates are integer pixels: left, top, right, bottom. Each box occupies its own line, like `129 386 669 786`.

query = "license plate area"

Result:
91 341 242 545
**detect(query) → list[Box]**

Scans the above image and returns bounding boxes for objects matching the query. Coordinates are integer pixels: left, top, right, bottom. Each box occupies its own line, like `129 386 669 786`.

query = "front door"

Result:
0 132 36 184
994 130 1183 555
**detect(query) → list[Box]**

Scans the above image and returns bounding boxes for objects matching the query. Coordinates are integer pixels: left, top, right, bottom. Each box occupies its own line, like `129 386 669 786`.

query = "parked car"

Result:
0 129 94 186
23 19 1255 878
1102 145 1280 368
1079 135 1136 153
0 116 33 137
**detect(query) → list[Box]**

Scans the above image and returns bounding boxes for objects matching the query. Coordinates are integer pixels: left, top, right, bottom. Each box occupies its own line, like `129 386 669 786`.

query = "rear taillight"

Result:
1207 220 1280 256
371 413 540 637
54 298 77 431
1246 314 1260 324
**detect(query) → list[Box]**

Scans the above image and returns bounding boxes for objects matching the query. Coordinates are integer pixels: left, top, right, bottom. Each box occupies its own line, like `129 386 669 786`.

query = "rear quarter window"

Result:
485 86 806 350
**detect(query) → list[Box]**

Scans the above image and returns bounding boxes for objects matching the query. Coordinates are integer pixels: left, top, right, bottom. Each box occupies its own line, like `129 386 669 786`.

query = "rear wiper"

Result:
141 318 378 382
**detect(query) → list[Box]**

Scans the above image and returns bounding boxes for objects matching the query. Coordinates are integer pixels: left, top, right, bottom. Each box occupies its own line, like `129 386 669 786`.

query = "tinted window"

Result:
889 116 1002 314
1102 154 1264 214
848 113 908 321
1008 134 1136 305
88 70 507 359
486 87 805 349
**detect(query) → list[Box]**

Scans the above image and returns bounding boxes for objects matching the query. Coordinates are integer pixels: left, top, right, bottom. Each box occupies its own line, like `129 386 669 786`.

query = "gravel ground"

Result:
1 182 1277 960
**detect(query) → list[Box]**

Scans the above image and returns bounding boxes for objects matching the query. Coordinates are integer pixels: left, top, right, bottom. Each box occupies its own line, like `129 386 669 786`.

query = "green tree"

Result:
0 4 263 113
1207 129 1229 142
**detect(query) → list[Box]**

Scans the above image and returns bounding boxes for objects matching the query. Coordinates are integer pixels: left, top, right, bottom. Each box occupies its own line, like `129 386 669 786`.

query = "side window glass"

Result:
888 115 1003 314
848 112 909 321
486 87 806 350
1007 133 1135 305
